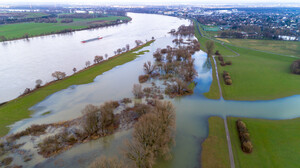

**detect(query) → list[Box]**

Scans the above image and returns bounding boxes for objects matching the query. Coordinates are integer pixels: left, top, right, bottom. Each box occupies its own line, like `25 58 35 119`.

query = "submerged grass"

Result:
228 117 300 168
201 116 230 168
0 41 154 137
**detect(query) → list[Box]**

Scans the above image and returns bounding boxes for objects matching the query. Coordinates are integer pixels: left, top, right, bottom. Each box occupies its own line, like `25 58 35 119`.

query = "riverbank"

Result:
201 117 230 168
227 117 300 168
194 20 300 101
0 16 131 42
0 40 154 137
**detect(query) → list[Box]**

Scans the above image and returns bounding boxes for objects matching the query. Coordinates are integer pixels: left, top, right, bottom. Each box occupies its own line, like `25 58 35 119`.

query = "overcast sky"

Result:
0 0 299 4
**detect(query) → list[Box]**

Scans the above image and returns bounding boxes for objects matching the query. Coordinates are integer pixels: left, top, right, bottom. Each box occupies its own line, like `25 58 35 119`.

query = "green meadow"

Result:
227 117 300 168
0 16 130 40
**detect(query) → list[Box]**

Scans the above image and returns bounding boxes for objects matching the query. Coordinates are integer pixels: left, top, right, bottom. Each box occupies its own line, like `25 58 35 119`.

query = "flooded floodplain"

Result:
1 13 300 168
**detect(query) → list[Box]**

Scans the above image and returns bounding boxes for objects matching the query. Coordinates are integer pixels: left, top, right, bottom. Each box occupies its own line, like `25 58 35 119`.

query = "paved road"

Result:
224 117 236 168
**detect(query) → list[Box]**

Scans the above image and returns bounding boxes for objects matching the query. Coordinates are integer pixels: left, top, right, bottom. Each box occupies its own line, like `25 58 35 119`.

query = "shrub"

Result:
139 74 149 83
161 48 168 54
134 103 152 117
236 119 253 153
1 157 13 166
218 56 224 61
90 156 129 168
291 60 300 74
132 84 143 99
223 71 229 77
220 62 226 66
225 79 232 85
215 50 220 55
10 124 48 140
226 61 232 65
121 98 132 104
240 132 251 142
224 75 231 80
242 141 253 153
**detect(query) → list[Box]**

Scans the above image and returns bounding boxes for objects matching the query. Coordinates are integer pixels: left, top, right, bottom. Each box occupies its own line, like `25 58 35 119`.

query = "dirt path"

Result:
212 56 223 99
224 117 235 168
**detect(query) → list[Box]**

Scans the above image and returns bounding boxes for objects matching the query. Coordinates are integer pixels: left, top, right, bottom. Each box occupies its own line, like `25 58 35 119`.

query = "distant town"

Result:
1 5 299 41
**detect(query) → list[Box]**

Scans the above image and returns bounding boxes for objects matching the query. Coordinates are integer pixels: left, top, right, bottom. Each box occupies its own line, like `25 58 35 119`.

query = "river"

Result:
2 13 300 168
0 13 189 103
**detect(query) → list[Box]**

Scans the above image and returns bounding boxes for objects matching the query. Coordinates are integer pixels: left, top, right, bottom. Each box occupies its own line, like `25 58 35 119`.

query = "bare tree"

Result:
35 79 43 88
105 54 108 60
85 61 91 67
126 44 130 51
94 56 104 64
143 61 157 75
132 84 143 99
99 101 117 135
52 71 66 80
73 67 77 73
82 104 99 135
153 49 164 62
117 48 122 54
135 40 143 46
205 40 215 57
124 101 176 167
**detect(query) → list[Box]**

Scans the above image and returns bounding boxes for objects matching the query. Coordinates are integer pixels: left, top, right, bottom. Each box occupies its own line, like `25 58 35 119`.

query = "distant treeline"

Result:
0 14 56 24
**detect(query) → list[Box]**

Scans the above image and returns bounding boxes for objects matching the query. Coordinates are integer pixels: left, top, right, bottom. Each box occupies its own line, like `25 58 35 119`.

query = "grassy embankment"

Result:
194 21 300 100
227 117 300 168
0 16 130 41
201 117 230 168
0 40 154 137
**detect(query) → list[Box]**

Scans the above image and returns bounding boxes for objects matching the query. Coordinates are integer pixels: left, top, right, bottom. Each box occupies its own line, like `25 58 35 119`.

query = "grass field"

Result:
227 117 300 168
0 16 130 40
0 41 153 137
201 117 230 168
226 39 300 57
194 21 300 100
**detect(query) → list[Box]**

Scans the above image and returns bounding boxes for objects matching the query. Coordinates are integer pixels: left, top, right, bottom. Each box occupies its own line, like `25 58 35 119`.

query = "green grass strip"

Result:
201 116 231 168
